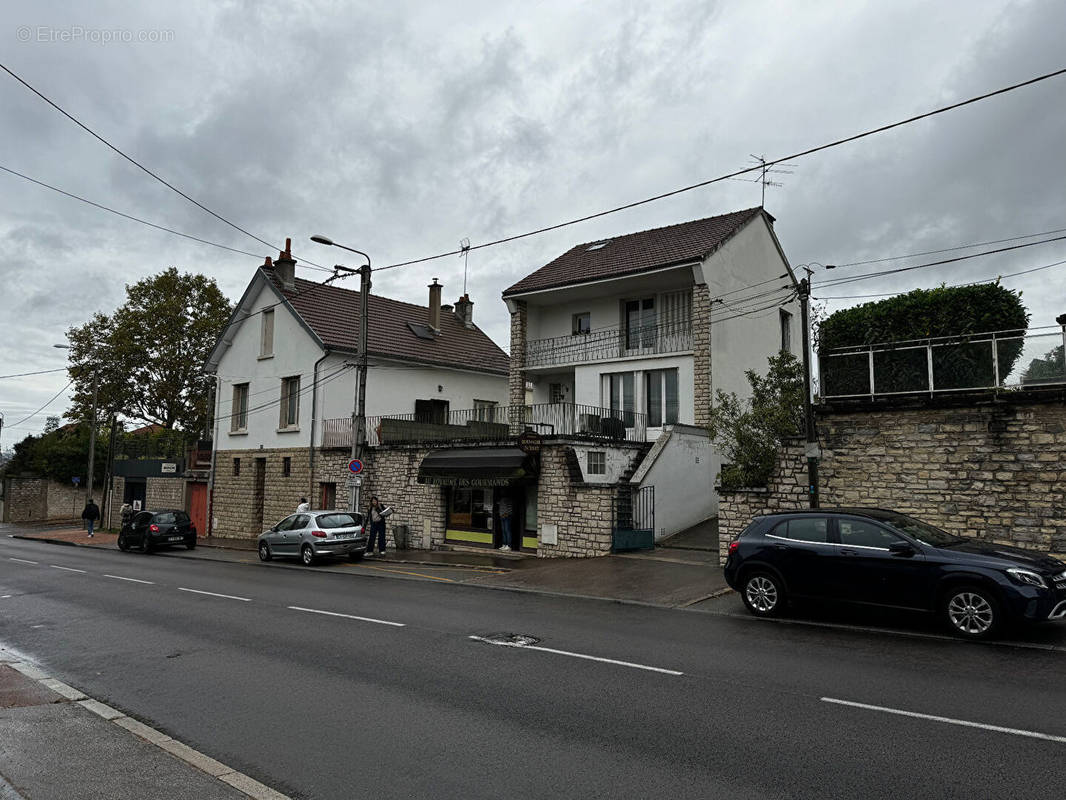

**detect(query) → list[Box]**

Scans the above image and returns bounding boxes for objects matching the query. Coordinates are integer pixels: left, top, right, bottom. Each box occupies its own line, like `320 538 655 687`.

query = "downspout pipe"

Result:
206 375 221 537
308 350 330 500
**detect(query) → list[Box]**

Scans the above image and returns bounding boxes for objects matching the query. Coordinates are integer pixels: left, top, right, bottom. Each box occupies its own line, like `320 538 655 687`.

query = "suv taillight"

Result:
149 524 160 532
311 530 327 538
728 540 739 554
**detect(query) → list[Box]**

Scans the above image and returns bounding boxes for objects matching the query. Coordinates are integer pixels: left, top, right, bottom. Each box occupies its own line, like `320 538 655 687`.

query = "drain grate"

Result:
472 632 540 647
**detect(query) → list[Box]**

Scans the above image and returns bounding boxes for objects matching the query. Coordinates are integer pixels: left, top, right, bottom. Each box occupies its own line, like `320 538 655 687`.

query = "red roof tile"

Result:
267 271 509 375
503 207 765 296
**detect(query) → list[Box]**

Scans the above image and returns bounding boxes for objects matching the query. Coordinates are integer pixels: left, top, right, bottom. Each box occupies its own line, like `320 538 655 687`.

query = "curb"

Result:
1 656 289 800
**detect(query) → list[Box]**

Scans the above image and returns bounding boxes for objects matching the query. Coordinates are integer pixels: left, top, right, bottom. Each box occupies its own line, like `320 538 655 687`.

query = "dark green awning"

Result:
417 447 535 487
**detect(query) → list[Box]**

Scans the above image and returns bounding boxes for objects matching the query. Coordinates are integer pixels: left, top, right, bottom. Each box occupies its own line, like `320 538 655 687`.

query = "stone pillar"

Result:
692 283 712 428
508 299 528 432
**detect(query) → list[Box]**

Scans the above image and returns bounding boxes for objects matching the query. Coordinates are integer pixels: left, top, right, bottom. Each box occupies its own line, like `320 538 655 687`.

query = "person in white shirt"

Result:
296 497 310 512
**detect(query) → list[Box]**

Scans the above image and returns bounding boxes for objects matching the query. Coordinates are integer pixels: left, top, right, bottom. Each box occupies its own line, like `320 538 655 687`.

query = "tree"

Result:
1021 344 1065 384
818 283 1030 396
708 351 804 490
1 425 108 485
43 416 60 433
64 268 232 434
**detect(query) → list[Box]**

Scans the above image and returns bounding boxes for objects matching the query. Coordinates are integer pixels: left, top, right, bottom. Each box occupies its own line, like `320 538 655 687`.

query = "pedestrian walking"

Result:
120 502 134 534
296 497 310 512
81 498 101 538
365 496 387 556
498 494 513 552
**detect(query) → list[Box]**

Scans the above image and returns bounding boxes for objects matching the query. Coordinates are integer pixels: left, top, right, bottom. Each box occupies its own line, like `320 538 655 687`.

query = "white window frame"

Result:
231 383 249 432
260 309 275 358
279 376 300 429
587 451 606 475
473 399 498 422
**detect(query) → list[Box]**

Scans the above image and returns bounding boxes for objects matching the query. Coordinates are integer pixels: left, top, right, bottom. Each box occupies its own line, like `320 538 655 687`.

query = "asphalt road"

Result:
2 534 1065 799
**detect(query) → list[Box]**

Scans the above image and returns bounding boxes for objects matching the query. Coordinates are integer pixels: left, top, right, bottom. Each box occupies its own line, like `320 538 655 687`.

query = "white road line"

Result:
468 635 684 676
821 697 1066 744
9 558 38 565
179 587 251 602
1 595 10 599
287 605 405 627
103 574 155 585
51 565 87 573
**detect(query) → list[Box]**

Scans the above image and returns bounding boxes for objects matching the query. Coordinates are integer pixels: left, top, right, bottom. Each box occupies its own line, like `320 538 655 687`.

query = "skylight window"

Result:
586 241 609 251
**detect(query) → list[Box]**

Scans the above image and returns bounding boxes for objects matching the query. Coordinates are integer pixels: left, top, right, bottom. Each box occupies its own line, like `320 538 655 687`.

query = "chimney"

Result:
454 294 475 329
274 237 296 291
428 278 442 331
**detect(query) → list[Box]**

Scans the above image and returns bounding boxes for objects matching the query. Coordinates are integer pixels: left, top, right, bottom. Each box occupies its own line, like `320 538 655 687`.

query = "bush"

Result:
709 352 804 490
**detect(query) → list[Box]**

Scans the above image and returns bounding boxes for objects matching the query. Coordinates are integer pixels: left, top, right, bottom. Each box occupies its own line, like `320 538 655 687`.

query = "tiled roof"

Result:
503 207 766 296
266 271 509 375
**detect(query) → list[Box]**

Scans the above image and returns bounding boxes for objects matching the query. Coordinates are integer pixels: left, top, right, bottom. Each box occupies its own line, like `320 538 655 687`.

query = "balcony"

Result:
322 403 648 448
525 319 692 369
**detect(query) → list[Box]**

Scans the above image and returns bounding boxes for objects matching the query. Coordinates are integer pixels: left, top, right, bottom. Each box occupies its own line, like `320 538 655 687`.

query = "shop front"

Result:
418 447 539 553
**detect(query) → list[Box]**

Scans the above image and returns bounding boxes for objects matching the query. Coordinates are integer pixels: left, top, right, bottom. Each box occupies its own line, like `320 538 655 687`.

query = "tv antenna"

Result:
459 237 471 295
749 154 796 206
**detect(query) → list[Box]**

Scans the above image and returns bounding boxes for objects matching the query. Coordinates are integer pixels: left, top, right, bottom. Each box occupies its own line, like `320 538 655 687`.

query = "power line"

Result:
375 65 1066 272
0 164 332 272
6 380 73 428
212 363 355 425
832 226 1066 268
0 367 67 380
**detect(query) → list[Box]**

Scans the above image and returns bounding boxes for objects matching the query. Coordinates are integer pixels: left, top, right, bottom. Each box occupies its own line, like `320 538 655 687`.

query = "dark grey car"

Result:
258 511 367 566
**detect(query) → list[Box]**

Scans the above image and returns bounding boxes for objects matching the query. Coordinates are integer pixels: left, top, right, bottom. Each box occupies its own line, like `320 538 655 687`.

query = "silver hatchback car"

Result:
258 510 367 566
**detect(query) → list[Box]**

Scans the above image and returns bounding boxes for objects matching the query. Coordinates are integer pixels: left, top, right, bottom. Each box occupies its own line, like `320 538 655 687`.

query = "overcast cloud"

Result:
2 0 1065 444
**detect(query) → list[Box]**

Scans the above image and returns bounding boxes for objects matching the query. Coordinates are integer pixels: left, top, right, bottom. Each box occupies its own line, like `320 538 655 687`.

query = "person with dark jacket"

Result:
81 499 101 538
366 496 387 556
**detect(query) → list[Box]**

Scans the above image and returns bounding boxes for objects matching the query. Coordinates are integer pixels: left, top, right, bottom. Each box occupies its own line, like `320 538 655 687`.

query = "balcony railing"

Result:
322 403 648 448
526 319 692 368
820 327 1066 400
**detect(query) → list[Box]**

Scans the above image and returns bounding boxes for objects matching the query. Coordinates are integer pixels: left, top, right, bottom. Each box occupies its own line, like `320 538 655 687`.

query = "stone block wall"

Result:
359 447 446 550
717 399 1066 563
508 300 527 409
211 447 313 538
2 477 48 523
46 481 89 522
536 445 616 558
692 283 712 428
146 477 186 511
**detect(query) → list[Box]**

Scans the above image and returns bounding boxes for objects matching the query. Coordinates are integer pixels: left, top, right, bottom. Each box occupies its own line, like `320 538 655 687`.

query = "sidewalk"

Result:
7 526 730 609
0 656 283 799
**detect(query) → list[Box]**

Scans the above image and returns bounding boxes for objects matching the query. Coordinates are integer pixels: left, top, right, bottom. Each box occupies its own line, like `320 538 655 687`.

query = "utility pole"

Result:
350 261 371 514
798 275 819 508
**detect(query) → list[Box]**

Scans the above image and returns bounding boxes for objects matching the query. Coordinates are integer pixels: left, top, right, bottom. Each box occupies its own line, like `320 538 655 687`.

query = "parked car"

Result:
258 510 367 566
723 508 1066 639
118 509 197 553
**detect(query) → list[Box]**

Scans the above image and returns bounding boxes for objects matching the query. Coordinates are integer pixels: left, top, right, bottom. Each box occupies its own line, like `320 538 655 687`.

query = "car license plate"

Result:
169 536 183 542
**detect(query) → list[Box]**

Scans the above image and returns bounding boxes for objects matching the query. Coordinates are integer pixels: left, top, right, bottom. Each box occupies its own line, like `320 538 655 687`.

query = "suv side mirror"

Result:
889 540 915 557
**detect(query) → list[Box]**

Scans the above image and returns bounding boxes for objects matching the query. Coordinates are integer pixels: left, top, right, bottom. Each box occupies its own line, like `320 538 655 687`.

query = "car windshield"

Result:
316 513 362 529
883 514 964 546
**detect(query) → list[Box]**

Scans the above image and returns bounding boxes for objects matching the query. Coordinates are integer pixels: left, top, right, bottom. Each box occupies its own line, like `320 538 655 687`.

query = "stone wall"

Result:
508 300 527 409
2 477 48 523
536 445 617 558
146 477 186 511
359 446 446 550
717 398 1066 563
45 481 88 522
211 447 313 538
692 283 712 428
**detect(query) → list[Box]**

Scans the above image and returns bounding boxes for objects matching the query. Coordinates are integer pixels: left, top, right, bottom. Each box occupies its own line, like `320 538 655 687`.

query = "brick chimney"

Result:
428 278 442 331
274 238 297 291
454 294 475 329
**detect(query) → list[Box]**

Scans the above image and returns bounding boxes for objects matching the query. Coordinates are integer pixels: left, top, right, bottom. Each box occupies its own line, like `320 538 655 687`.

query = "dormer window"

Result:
586 241 609 251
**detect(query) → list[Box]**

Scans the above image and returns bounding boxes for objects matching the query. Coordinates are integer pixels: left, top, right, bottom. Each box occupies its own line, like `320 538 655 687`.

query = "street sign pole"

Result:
799 276 819 508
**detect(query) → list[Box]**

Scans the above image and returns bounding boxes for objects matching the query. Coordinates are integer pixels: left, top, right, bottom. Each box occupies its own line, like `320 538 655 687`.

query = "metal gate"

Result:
611 485 655 552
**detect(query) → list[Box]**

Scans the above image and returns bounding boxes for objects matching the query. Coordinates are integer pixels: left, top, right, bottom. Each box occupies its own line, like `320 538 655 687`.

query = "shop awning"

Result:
417 447 535 487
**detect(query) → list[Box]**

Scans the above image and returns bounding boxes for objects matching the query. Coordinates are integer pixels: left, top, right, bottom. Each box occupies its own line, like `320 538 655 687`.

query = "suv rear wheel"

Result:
741 571 785 617
943 585 1000 639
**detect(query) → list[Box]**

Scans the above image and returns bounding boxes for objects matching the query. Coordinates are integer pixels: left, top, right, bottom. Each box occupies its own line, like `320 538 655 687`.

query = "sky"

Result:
2 0 1065 446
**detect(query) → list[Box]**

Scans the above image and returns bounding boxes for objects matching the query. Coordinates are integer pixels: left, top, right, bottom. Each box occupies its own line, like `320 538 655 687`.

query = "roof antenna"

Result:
459 238 471 295
749 154 795 206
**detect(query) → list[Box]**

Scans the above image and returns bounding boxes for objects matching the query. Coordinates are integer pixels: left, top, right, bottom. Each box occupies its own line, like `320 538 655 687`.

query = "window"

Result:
780 309 792 353
414 399 449 425
231 383 249 431
154 512 177 525
587 451 606 475
316 513 361 529
260 309 274 357
838 519 903 549
774 517 829 543
232 457 241 476
133 511 153 527
572 312 591 335
448 488 492 531
605 372 635 427
282 457 291 477
274 515 297 531
586 241 609 251
645 369 679 427
625 298 655 349
319 482 337 511
279 376 300 428
473 399 498 422
175 512 190 523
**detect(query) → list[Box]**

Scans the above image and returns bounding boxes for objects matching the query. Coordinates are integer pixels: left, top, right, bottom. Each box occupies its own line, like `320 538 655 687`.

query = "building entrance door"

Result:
253 458 266 532
188 482 207 537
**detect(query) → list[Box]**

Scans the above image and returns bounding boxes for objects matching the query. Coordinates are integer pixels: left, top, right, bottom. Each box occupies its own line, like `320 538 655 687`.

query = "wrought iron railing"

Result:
322 403 648 447
820 327 1066 400
526 319 692 368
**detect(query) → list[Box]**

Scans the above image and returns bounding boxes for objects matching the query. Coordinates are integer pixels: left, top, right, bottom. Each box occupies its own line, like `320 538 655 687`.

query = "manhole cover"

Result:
472 632 540 647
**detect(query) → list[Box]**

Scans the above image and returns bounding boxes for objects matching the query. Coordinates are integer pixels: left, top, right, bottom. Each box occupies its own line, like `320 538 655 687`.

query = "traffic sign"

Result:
347 459 364 474
347 476 363 487
71 476 80 486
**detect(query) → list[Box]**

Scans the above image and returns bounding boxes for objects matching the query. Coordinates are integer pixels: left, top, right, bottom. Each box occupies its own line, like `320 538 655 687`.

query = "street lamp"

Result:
310 235 372 514
54 343 99 507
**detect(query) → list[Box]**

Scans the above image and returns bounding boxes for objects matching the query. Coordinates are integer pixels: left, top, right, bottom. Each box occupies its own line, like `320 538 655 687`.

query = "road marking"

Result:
51 565 87 573
821 697 1066 744
354 563 456 582
9 558 38 565
104 574 155 585
179 587 251 602
288 605 405 627
468 635 684 675
1 595 10 599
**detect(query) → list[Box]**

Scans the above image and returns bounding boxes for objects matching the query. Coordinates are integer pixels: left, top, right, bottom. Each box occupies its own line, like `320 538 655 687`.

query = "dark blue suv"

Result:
723 508 1066 638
